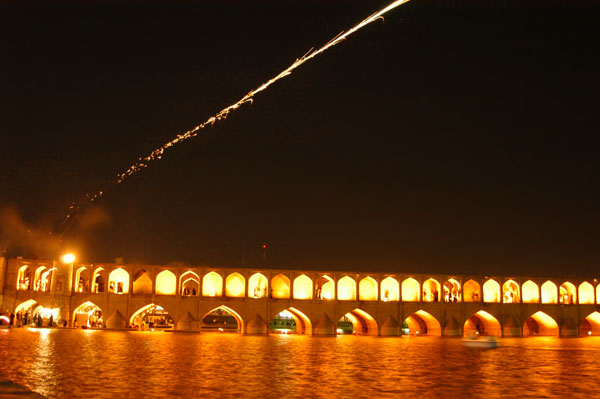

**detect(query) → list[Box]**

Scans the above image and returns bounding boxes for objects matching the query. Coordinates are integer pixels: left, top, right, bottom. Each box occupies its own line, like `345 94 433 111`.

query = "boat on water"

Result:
461 334 499 349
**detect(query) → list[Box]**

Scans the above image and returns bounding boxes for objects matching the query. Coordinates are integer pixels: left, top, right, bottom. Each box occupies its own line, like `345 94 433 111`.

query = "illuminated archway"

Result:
155 270 176 295
580 312 600 337
248 273 268 298
15 299 37 314
271 274 290 299
132 270 152 295
464 310 501 337
463 279 480 302
443 278 461 302
202 272 223 297
380 277 399 301
578 282 595 304
597 284 600 305
72 301 103 328
225 273 245 298
338 309 378 336
180 271 199 296
269 307 312 335
337 276 356 301
422 278 440 302
15 300 58 328
521 280 539 303
559 282 576 304
129 304 173 330
201 305 243 333
359 277 378 301
75 267 90 293
523 311 558 337
34 266 54 292
109 268 130 294
402 278 420 302
17 265 32 290
502 280 520 303
91 267 106 293
403 310 441 336
315 275 334 300
293 275 313 300
483 279 500 303
541 281 557 304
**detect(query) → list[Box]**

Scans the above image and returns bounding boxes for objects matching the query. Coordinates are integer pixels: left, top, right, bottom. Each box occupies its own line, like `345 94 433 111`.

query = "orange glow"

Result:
502 279 520 303
132 270 152 295
316 275 335 300
521 280 539 303
380 277 399 301
180 271 199 296
202 272 223 297
271 274 290 299
34 266 53 292
155 270 176 295
108 268 129 294
404 310 441 336
61 253 76 264
17 265 31 290
293 275 312 300
286 307 313 334
464 310 501 337
401 278 420 302
75 267 90 293
597 284 600 305
559 282 576 304
15 299 37 314
483 279 500 303
541 280 558 304
202 306 244 333
422 278 440 302
73 301 103 328
578 282 594 304
225 273 245 297
359 277 378 301
443 278 461 302
523 311 558 336
583 312 600 336
248 273 268 298
344 309 378 335
337 276 356 301
463 279 480 302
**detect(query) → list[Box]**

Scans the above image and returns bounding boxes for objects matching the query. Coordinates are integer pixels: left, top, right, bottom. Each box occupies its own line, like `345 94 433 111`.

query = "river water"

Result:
1 328 599 398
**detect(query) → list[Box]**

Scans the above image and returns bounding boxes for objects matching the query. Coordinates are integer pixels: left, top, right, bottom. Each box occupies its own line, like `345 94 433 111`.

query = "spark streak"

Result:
85 0 411 202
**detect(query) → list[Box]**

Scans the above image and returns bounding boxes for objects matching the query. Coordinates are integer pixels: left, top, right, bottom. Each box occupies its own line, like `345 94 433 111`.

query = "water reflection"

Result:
1 330 600 399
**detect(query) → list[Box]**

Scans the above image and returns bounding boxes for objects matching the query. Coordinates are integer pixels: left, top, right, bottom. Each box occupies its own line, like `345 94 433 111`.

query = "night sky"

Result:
1 0 599 276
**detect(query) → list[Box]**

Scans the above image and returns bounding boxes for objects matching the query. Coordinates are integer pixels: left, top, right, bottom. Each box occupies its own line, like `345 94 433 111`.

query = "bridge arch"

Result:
337 276 356 301
422 278 440 302
521 280 539 303
502 279 520 303
541 280 558 304
33 265 54 292
201 305 243 333
578 281 595 304
109 268 130 294
597 284 600 305
464 310 501 337
315 275 334 300
75 266 90 293
403 310 441 336
380 277 399 301
339 308 378 336
269 307 312 335
560 282 576 304
248 273 268 298
91 267 106 293
17 265 32 290
156 270 176 295
129 304 174 330
203 271 223 297
72 301 103 328
293 275 313 300
271 274 290 299
402 278 420 302
359 277 378 301
580 312 600 336
443 278 461 302
463 279 480 302
483 279 500 303
225 272 245 298
180 271 199 296
523 311 558 336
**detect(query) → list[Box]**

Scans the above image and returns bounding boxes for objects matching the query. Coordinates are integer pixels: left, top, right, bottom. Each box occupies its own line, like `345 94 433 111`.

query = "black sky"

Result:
1 0 599 276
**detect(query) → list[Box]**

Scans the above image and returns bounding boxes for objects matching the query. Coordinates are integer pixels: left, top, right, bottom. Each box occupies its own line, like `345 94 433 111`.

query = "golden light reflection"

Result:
483 279 500 303
337 276 356 301
401 278 419 302
541 280 558 304
380 277 399 301
293 275 312 300
155 270 176 295
202 272 223 297
358 277 377 301
225 273 245 297
521 280 539 303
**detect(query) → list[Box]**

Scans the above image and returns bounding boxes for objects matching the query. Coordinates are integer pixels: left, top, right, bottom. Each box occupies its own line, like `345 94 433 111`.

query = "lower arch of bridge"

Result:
464 310 501 337
580 312 600 337
403 310 441 336
14 299 59 327
129 304 174 331
523 311 558 337
201 305 243 333
339 309 378 336
72 301 103 328
269 307 312 335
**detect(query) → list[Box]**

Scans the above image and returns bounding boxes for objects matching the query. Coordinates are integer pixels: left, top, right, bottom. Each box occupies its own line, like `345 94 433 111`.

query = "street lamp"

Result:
61 253 76 264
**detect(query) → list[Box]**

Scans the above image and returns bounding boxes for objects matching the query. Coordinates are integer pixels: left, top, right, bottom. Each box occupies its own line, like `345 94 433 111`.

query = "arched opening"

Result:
483 279 500 303
108 268 130 294
422 278 440 302
559 282 576 304
293 275 313 300
523 311 559 337
271 274 290 299
269 307 312 335
580 312 600 337
337 276 356 301
522 280 539 303
359 277 378 301
380 277 399 302
17 265 32 290
201 306 243 333
443 279 461 302
155 270 176 295
337 309 377 336
502 280 520 303
225 273 245 298
315 275 334 300
597 284 600 305
578 282 595 304
403 310 441 336
180 271 199 296
14 300 59 328
34 266 54 292
464 311 501 337
541 281 558 304
130 304 174 331
202 272 223 297
91 268 106 293
248 273 268 298
73 302 103 328
463 279 480 302
13 300 36 326
75 267 90 293
132 270 152 295
402 278 420 302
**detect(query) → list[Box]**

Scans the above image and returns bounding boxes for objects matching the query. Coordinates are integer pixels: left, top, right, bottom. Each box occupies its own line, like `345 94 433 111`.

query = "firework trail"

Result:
61 0 409 227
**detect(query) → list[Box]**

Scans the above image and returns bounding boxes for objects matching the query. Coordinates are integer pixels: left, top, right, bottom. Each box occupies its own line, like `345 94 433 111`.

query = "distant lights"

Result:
61 253 76 264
